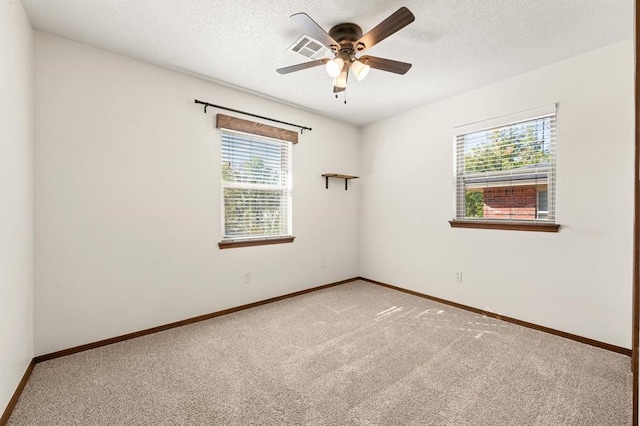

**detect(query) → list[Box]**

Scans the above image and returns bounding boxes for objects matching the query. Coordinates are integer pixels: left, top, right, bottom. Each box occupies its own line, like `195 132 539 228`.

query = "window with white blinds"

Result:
454 109 556 223
221 130 292 241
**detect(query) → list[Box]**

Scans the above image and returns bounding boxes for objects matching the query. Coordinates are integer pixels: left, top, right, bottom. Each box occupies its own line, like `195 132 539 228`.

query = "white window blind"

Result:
221 130 292 240
455 110 556 222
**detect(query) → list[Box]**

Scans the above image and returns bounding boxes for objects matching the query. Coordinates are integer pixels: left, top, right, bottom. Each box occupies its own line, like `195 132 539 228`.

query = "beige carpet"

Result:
8 280 632 425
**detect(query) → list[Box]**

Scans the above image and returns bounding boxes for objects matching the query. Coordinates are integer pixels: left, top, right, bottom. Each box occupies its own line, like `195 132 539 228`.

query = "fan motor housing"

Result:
328 23 363 50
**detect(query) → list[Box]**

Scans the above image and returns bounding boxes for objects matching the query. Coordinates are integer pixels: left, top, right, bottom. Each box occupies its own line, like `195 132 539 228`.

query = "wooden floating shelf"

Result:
321 173 359 190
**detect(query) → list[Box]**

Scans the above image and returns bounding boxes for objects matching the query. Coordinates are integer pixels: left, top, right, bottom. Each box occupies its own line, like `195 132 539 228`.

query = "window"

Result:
219 128 293 248
451 105 558 232
536 189 548 220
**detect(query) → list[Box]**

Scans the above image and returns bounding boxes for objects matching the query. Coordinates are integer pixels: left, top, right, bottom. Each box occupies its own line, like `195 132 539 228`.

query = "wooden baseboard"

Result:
31 275 633 361
34 277 359 363
6 275 628 424
0 359 35 426
358 277 632 357
3 277 358 423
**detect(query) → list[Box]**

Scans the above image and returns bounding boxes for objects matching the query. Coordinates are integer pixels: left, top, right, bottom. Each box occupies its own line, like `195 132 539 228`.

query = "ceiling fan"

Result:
277 7 415 97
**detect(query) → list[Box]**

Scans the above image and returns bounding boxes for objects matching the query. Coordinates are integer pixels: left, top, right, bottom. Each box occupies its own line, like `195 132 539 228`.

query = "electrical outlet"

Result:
455 272 463 283
321 258 327 268
244 272 252 283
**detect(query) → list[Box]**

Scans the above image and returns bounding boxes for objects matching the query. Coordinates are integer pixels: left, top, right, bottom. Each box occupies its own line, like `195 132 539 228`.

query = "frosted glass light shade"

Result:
334 70 348 88
351 59 370 81
325 58 344 78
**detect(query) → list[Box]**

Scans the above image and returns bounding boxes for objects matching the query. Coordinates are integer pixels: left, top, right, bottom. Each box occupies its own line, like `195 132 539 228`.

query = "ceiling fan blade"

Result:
277 59 328 74
290 13 339 50
359 55 412 74
356 7 415 52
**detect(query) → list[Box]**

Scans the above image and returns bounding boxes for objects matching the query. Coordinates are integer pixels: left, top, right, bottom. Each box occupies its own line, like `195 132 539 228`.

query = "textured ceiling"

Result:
22 0 633 126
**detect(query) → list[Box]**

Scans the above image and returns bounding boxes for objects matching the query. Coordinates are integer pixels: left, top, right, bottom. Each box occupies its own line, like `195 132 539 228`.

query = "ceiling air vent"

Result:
288 34 332 60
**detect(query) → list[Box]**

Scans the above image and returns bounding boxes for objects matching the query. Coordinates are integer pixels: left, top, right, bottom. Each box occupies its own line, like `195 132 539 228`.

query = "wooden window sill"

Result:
218 236 295 249
449 220 561 232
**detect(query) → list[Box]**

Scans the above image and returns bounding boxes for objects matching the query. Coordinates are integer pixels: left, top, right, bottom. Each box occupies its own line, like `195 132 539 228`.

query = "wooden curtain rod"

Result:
194 99 312 133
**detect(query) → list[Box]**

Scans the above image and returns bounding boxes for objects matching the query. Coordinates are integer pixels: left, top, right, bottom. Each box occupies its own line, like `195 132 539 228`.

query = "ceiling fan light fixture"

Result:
278 8 416 98
325 57 344 77
334 70 348 88
351 59 370 81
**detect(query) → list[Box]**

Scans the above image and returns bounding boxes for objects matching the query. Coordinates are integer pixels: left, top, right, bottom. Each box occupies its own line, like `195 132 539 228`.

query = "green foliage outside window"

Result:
223 156 285 238
465 191 484 218
464 125 550 173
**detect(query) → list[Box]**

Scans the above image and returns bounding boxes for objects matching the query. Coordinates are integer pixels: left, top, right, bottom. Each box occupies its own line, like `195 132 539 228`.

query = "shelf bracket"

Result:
321 173 359 191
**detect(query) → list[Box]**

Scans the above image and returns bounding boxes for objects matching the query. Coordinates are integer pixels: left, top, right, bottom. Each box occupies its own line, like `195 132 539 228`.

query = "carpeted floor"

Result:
8 280 632 425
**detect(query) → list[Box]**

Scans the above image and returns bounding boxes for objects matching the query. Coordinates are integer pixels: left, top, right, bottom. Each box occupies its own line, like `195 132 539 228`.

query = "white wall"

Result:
0 0 34 413
34 33 360 356
31 28 634 355
359 40 634 348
